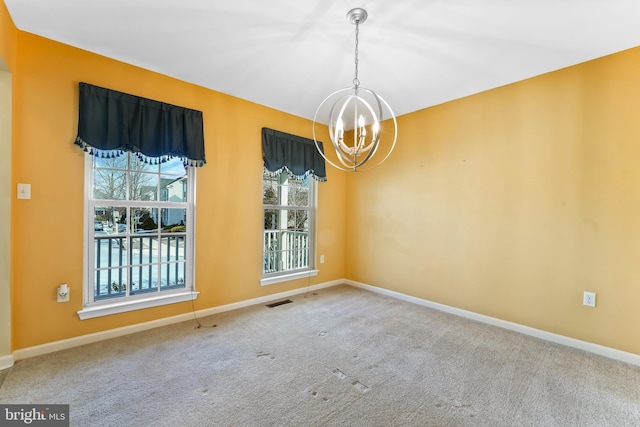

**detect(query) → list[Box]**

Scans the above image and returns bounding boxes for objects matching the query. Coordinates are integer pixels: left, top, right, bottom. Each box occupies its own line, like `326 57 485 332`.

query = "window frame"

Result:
78 153 198 320
260 172 319 286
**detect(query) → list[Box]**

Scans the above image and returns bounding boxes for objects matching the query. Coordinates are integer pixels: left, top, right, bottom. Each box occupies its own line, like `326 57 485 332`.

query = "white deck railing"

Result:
263 230 309 273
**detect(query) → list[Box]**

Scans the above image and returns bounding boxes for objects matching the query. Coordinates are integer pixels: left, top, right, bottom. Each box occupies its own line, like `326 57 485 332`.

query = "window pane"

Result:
160 208 187 231
292 249 308 269
291 230 308 250
94 234 126 268
263 250 279 273
161 177 188 202
264 230 279 251
132 208 159 233
94 168 126 200
287 209 308 231
94 268 126 300
160 236 185 263
130 264 158 294
95 206 127 233
129 172 158 201
161 262 186 289
285 209 295 230
263 175 280 205
93 207 107 232
281 247 308 271
160 158 188 202
302 211 310 231
264 209 280 230
288 179 309 207
130 236 158 266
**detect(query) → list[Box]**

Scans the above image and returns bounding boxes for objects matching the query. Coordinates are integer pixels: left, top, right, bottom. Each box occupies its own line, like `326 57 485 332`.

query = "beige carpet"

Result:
1 284 639 426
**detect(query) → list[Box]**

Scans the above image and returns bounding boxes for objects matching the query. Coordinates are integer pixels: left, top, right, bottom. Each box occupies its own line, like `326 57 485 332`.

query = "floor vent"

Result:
266 299 293 308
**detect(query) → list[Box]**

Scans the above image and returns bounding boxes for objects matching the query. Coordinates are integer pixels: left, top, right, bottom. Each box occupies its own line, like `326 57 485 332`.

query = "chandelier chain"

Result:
353 21 360 89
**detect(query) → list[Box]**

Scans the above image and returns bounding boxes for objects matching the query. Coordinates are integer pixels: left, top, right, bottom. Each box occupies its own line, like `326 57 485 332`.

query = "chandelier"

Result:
313 8 397 172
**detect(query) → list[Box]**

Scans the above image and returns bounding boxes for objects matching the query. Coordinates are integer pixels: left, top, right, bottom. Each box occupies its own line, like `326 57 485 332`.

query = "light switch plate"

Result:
17 183 31 200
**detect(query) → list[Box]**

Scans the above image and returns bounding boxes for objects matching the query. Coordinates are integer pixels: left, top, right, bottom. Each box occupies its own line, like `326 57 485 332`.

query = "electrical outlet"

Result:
320 255 325 264
583 291 596 307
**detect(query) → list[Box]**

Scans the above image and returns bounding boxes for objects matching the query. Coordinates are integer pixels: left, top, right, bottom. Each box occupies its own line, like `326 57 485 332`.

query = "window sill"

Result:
77 291 199 320
260 270 319 286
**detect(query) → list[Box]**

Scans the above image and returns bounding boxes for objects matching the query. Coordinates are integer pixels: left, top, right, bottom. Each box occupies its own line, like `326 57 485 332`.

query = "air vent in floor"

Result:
266 299 293 308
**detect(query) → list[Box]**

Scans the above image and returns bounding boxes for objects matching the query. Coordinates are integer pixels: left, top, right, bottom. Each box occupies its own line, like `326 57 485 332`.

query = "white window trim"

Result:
261 174 317 284
78 291 199 320
79 153 198 319
260 269 319 286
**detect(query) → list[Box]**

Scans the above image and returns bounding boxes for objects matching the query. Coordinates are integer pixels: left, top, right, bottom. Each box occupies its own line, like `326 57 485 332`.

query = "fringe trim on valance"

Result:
75 137 206 168
263 166 327 182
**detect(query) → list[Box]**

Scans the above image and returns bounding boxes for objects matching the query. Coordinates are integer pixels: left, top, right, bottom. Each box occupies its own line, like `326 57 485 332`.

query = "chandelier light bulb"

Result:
336 118 344 141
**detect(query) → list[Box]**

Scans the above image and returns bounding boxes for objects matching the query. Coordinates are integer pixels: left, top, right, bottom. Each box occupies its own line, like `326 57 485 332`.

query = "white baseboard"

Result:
345 279 640 367
0 354 14 370
12 279 342 362
11 278 640 367
195 279 341 318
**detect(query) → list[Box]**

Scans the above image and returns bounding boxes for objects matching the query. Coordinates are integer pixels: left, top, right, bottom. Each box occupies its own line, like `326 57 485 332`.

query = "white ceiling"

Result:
4 0 640 121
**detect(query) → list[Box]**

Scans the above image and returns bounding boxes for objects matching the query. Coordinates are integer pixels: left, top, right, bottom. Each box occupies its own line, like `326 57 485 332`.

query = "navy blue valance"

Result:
262 128 327 182
75 82 206 167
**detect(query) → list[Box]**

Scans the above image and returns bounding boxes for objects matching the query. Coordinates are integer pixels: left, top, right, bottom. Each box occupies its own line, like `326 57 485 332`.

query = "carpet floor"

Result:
1 284 639 426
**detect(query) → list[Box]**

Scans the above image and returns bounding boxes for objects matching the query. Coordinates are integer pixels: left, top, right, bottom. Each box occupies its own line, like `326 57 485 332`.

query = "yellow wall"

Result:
346 47 640 355
9 28 345 350
4 0 639 357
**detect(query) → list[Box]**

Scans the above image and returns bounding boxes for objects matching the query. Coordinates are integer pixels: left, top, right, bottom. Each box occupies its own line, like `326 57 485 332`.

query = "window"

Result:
260 127 326 285
261 171 317 285
78 153 196 319
74 83 205 319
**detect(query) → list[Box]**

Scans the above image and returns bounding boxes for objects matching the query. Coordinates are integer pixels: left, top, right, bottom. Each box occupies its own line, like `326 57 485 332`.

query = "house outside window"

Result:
78 153 196 319
261 171 316 285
